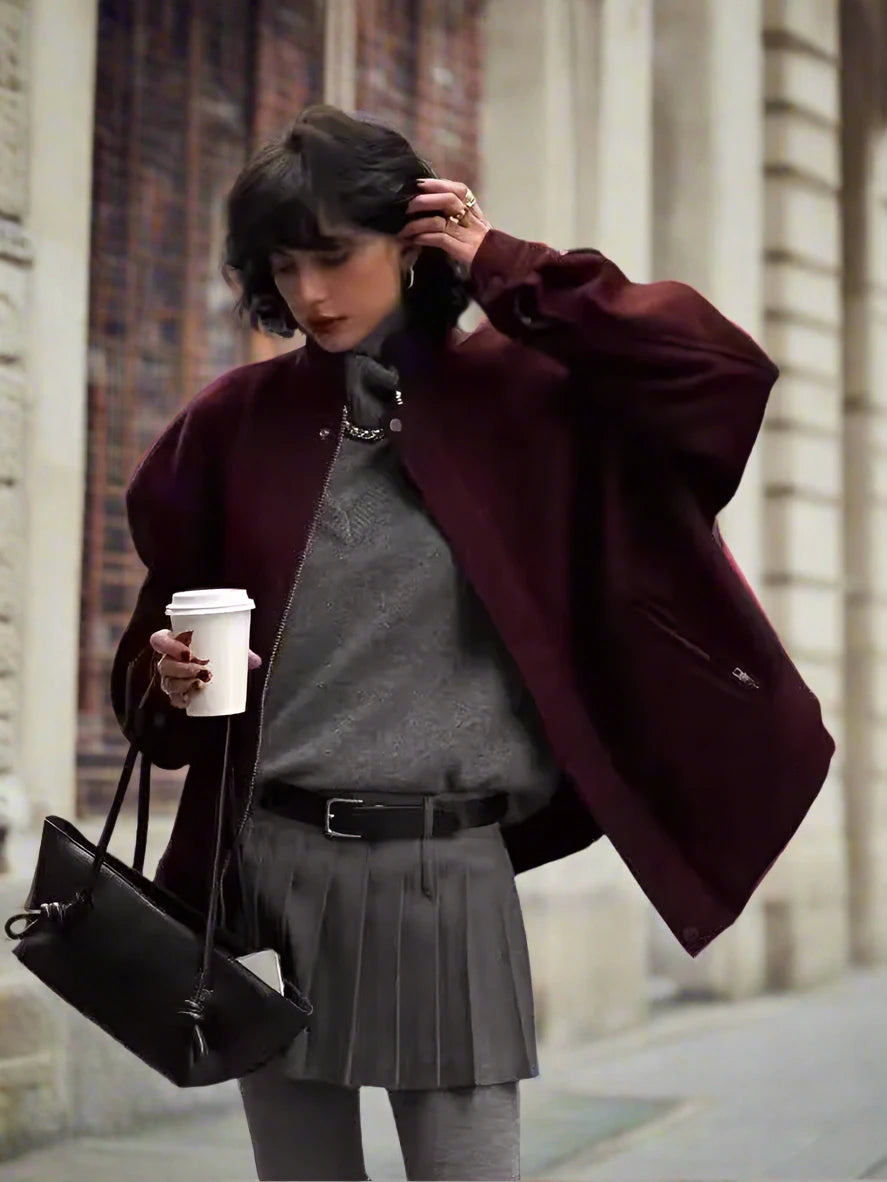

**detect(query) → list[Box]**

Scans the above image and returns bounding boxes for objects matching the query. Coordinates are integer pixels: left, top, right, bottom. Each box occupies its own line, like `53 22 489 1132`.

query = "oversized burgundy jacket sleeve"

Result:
110 396 223 769
470 230 779 517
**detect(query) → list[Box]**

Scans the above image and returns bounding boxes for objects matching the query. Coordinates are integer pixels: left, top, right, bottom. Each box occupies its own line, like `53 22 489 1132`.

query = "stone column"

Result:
757 0 849 986
841 0 887 965
17 0 98 842
481 0 579 249
0 0 98 1146
324 0 357 110
596 0 652 278
0 0 30 860
481 0 652 1044
651 0 767 579
647 0 769 1000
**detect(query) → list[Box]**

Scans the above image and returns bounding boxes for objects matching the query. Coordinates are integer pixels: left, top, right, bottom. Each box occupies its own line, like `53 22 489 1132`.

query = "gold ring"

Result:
448 205 467 228
463 190 477 210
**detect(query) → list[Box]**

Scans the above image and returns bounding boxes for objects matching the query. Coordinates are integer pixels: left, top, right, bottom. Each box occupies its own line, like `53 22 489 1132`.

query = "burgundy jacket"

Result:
112 230 835 957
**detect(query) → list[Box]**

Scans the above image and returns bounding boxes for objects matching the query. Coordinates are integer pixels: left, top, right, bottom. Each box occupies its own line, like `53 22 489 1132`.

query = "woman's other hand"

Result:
150 629 262 711
400 178 491 267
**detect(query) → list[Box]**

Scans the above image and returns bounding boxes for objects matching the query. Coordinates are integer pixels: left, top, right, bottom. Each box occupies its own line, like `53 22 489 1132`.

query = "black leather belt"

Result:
259 782 508 841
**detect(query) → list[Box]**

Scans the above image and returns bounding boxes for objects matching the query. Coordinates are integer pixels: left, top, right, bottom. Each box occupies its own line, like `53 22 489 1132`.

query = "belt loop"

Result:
421 797 434 899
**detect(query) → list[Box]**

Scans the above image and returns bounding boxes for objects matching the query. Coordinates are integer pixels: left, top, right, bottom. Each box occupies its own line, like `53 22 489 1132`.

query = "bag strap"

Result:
176 715 234 1054
88 684 235 1047
132 753 151 875
87 675 166 893
89 675 234 963
11 674 235 1021
190 717 233 997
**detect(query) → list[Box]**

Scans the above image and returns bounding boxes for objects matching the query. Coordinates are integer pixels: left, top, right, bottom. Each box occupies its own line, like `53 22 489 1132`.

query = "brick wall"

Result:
80 0 482 811
253 0 324 141
357 0 482 186
357 0 420 139
414 0 483 184
79 0 323 810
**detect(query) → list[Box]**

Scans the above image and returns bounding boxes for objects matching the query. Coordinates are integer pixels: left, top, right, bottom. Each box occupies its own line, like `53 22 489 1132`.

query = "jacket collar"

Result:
301 321 458 386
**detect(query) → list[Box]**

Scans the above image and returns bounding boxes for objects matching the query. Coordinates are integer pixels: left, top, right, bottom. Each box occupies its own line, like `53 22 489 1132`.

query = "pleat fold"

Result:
233 807 537 1090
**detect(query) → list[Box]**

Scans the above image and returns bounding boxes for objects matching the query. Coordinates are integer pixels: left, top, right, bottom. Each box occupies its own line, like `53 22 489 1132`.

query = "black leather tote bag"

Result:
4 714 311 1087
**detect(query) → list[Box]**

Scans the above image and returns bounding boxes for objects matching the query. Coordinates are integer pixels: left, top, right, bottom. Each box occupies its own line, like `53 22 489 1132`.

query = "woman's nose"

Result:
296 265 328 308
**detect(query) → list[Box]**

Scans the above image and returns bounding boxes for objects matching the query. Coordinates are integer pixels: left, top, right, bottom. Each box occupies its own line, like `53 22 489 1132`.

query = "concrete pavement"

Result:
0 968 885 1181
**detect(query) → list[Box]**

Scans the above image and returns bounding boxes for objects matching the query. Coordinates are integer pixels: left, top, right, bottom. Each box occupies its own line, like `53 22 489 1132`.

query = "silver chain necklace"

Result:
343 388 404 443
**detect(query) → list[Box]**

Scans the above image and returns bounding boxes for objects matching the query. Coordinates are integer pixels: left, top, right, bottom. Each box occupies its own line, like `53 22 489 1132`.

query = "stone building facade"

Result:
1 0 886 1153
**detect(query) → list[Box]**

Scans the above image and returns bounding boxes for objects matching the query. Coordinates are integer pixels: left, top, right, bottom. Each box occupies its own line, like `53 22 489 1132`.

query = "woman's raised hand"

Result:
400 178 491 268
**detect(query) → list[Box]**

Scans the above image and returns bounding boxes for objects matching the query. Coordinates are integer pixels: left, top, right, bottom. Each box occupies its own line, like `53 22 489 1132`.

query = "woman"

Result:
112 106 833 1181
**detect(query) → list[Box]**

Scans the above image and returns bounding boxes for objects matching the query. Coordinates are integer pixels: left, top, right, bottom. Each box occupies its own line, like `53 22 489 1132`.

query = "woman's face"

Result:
270 230 408 352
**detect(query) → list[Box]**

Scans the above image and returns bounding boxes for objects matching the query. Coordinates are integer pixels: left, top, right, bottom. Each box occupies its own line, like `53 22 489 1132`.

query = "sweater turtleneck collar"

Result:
299 308 405 437
302 309 449 434
343 308 404 434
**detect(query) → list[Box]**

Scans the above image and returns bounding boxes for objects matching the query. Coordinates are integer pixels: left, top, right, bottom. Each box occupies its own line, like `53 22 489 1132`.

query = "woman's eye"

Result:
271 260 294 276
319 251 350 269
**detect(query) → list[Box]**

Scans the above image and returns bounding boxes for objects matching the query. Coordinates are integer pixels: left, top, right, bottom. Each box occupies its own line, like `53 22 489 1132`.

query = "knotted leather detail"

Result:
5 891 91 940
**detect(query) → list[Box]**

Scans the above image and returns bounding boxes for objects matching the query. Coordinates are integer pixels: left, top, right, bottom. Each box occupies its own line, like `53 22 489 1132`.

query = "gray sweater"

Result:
256 353 559 825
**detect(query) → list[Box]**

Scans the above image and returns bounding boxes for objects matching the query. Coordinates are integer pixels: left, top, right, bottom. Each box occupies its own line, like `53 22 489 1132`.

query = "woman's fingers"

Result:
160 670 209 693
150 628 190 659
152 627 211 703
416 177 472 198
400 217 491 266
401 214 451 239
150 628 208 663
153 632 260 706
157 654 212 681
156 627 212 708
162 674 208 711
406 190 469 218
166 679 205 711
401 178 490 266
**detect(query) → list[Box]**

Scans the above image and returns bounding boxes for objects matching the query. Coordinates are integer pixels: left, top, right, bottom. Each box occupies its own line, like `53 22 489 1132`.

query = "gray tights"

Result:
239 1056 520 1181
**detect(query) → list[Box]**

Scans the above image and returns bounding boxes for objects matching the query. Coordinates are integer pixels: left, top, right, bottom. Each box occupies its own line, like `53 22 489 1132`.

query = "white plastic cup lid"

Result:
166 588 256 616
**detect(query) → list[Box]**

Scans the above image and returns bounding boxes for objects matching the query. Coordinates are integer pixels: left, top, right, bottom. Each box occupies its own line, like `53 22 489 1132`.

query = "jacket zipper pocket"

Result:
635 603 761 691
730 666 760 689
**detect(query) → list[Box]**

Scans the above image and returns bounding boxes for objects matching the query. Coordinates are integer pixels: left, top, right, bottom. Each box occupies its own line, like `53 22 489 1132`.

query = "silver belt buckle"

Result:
324 797 364 839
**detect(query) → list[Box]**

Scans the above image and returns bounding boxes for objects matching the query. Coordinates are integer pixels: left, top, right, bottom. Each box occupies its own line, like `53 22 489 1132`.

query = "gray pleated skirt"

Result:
229 802 538 1091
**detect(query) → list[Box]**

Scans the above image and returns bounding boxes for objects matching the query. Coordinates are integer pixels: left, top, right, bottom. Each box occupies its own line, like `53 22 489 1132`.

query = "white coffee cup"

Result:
166 588 256 717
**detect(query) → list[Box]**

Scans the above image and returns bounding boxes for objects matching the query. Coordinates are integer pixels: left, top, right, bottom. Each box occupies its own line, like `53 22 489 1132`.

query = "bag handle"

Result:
6 677 235 1050
133 752 151 875
179 715 233 1053
86 674 179 894
88 677 236 1042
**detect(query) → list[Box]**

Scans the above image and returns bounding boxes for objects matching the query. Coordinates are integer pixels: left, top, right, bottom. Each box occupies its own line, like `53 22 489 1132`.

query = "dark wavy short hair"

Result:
224 105 471 340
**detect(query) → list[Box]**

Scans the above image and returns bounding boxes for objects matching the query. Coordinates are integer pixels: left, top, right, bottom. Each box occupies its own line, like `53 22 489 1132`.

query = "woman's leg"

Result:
239 1056 368 1181
388 1082 520 1181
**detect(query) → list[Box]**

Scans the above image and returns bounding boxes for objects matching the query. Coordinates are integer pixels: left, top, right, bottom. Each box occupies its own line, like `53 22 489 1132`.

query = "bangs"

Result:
228 147 345 266
227 128 409 271
257 197 342 258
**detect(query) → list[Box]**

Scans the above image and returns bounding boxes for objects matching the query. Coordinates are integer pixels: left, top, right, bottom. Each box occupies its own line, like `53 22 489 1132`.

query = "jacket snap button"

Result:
389 418 403 433
318 427 331 440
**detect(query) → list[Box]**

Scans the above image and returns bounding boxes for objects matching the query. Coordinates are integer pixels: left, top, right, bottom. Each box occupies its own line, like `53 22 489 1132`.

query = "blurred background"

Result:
0 0 886 1168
